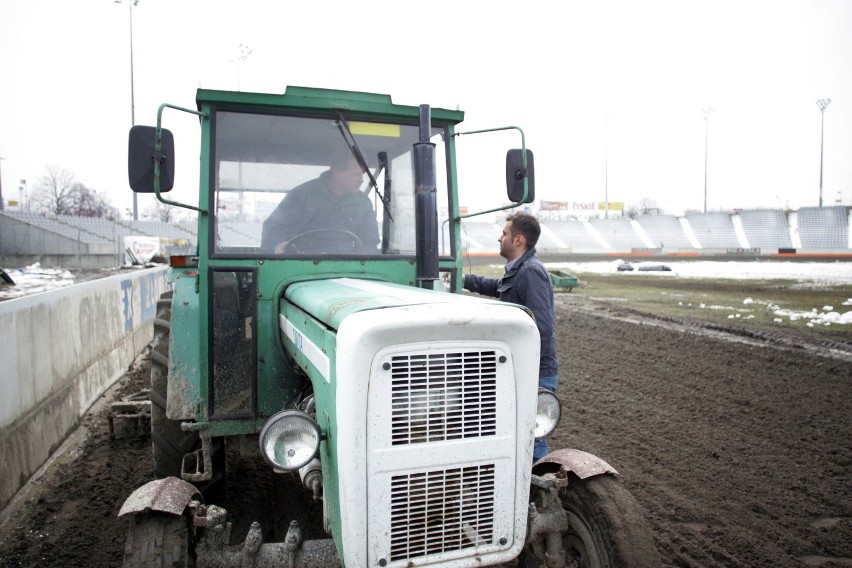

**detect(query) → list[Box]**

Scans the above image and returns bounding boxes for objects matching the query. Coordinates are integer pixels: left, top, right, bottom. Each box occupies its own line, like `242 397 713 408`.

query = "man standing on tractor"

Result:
462 212 559 461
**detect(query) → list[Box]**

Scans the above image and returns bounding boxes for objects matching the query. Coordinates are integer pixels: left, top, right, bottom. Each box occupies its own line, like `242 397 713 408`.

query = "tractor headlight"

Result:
534 388 561 440
259 410 322 470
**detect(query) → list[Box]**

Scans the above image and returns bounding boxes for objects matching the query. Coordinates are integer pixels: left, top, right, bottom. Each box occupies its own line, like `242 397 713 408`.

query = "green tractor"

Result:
118 86 660 568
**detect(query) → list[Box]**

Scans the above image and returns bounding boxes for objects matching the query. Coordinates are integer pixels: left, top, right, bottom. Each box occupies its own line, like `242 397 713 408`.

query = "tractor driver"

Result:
261 152 380 254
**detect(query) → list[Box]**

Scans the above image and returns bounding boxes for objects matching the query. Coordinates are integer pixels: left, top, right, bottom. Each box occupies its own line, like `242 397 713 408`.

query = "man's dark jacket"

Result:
261 171 379 252
463 247 559 377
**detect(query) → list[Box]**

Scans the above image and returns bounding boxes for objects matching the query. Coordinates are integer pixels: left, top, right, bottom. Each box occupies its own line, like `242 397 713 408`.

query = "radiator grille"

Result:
389 464 496 561
390 351 497 445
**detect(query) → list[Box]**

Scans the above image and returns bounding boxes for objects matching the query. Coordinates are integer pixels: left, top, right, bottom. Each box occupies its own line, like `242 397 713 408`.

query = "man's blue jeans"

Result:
534 375 559 462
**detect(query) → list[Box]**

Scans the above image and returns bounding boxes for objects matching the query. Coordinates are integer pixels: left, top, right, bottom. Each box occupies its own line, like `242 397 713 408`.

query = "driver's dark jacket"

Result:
463 247 559 377
261 171 379 252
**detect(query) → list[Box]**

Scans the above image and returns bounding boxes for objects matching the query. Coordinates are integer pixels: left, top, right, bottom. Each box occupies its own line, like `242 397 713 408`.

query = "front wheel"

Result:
521 474 661 568
122 511 193 568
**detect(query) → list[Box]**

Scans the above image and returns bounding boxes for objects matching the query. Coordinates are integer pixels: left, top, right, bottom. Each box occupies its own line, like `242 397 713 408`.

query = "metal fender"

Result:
532 448 619 479
118 477 201 517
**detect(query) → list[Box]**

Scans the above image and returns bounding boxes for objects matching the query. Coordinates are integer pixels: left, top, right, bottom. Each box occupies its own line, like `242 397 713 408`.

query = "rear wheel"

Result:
150 291 224 491
122 511 193 568
521 474 661 568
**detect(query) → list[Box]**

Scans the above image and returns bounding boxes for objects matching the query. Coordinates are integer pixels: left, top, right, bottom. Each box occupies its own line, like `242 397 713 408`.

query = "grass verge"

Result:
464 264 852 343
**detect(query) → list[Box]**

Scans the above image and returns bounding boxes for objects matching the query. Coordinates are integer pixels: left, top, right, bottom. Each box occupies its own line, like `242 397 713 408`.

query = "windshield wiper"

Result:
335 113 392 218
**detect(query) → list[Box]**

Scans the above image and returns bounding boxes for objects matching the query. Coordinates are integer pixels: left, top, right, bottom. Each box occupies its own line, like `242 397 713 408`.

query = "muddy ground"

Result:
0 283 850 567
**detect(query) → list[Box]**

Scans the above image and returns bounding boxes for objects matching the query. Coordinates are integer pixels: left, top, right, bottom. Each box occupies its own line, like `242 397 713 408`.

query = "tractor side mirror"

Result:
506 148 535 204
128 125 175 193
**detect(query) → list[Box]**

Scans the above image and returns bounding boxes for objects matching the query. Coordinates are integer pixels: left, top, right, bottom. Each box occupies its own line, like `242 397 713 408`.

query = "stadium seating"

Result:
459 221 501 251
218 221 263 247
127 220 196 241
797 206 848 248
534 228 564 251
637 214 694 249
3 207 851 259
55 214 133 243
738 209 793 250
176 219 199 236
2 211 107 244
685 212 741 249
589 218 647 250
546 220 606 251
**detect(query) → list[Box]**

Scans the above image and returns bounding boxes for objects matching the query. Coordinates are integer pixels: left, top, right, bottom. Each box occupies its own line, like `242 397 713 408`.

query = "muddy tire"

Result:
521 473 661 568
122 511 193 568
150 291 225 491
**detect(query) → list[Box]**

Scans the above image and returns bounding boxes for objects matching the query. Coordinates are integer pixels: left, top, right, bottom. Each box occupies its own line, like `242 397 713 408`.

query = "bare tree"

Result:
625 197 661 219
32 165 78 215
31 165 119 218
144 201 178 223
74 184 120 219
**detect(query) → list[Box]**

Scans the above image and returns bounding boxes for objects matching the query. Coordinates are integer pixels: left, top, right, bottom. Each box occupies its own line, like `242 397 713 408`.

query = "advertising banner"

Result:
540 201 567 211
123 236 161 265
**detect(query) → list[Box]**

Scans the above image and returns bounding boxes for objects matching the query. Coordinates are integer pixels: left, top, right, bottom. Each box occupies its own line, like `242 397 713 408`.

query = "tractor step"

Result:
108 389 151 439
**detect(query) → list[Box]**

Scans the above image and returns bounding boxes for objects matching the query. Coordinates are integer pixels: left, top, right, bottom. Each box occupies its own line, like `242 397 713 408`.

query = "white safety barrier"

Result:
0 266 168 510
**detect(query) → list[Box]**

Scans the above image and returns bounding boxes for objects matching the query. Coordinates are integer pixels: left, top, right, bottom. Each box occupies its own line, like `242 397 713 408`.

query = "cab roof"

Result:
196 86 465 124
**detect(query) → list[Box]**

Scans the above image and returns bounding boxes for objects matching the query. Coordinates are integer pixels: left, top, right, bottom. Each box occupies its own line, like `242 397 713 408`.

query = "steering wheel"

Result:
282 229 364 254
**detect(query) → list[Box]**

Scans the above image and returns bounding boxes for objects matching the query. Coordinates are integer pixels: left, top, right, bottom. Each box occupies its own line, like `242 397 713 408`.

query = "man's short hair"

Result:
507 213 541 248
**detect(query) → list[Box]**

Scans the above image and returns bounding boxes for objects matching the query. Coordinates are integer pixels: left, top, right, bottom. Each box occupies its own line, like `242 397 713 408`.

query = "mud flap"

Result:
532 448 618 479
118 476 202 518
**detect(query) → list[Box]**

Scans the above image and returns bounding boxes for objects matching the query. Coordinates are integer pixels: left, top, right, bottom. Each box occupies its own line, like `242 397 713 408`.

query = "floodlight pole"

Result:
816 98 831 208
603 116 609 219
117 0 140 220
703 108 712 213
19 179 27 212
0 156 4 212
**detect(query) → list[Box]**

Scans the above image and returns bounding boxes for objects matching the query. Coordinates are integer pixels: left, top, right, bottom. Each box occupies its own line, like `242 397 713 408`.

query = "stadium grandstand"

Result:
0 210 196 268
1 206 851 268
685 212 740 249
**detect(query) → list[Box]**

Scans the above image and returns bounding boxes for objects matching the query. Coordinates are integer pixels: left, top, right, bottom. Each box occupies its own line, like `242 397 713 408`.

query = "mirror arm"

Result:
456 203 522 220
452 126 530 220
154 103 209 214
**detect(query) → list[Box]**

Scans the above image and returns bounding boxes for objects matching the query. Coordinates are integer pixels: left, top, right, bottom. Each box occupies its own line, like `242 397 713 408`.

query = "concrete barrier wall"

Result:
0 253 120 270
0 266 169 510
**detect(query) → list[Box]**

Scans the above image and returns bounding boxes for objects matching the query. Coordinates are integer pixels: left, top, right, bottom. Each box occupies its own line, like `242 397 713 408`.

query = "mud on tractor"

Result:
118 86 661 568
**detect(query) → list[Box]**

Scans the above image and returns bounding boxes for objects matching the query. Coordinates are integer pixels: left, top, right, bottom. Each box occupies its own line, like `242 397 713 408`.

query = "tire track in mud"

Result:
552 297 852 567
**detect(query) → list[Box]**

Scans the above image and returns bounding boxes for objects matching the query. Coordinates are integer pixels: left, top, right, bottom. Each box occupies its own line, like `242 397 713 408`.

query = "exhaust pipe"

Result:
413 104 438 290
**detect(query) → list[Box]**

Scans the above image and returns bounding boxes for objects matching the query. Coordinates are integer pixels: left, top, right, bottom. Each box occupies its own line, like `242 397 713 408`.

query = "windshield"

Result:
211 111 449 257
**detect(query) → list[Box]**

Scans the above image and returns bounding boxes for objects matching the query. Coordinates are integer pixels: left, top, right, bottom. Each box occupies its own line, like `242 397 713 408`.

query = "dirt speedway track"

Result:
1 282 850 567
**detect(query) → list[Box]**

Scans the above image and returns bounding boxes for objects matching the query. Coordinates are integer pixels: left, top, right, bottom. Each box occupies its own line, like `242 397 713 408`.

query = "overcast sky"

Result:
1 0 850 219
